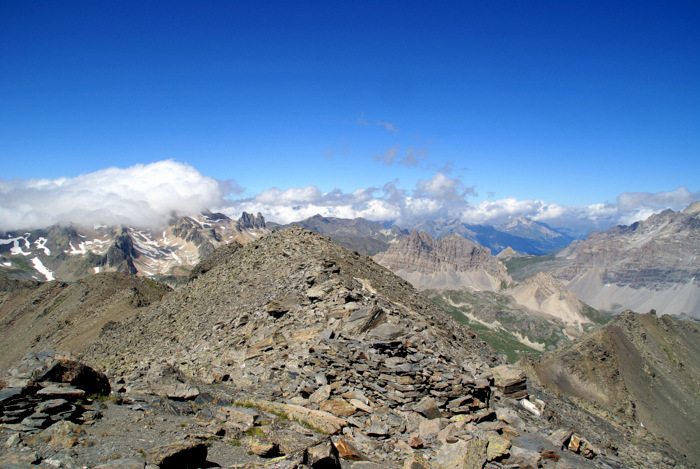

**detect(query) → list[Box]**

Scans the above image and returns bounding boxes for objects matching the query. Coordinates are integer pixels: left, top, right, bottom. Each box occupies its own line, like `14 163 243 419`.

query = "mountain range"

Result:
503 202 700 318
3 203 698 320
0 211 269 284
273 214 575 256
1 226 696 467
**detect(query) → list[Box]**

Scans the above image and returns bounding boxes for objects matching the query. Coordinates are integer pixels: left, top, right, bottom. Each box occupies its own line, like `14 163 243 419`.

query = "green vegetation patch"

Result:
426 288 582 363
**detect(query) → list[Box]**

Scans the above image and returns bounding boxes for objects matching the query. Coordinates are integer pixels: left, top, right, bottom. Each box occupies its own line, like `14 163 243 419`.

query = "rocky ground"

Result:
1 227 695 468
2 349 631 469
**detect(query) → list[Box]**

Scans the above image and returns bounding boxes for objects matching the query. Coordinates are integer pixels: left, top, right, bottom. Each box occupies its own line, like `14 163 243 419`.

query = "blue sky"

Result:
1 1 698 233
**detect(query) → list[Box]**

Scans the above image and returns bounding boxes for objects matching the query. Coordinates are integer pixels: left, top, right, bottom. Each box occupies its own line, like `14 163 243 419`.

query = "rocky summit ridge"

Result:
0 227 694 468
87 226 501 383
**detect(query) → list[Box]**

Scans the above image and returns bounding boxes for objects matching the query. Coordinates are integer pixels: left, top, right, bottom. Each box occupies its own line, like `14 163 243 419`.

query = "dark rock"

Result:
148 441 208 469
302 437 341 469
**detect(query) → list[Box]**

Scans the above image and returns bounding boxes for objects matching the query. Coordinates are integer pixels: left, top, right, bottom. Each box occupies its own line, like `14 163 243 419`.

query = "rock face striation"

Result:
551 202 700 316
374 231 511 291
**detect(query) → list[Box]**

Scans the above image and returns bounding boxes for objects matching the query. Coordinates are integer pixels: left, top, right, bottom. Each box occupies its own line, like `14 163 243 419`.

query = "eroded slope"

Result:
528 311 700 461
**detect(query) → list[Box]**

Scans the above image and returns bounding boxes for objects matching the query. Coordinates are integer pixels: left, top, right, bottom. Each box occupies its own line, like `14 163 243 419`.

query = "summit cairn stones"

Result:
490 364 528 399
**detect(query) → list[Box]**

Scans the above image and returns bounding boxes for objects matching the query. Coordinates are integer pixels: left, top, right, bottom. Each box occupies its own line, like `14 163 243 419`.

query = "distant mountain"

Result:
506 272 592 332
375 232 606 359
549 202 700 317
271 214 574 256
373 231 511 291
0 212 269 282
270 215 407 255
408 217 574 255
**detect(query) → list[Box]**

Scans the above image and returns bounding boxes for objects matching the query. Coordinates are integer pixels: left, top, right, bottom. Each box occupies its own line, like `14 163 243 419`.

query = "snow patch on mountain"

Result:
31 257 54 281
1 236 32 256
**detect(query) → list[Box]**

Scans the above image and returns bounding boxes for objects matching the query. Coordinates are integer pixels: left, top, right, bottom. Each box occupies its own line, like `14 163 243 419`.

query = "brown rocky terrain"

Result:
374 231 511 291
0 273 171 372
526 310 700 463
0 227 693 468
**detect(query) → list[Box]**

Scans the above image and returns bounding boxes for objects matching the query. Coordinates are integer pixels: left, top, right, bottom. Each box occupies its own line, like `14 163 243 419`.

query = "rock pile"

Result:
1 351 109 429
0 228 686 468
0 351 111 466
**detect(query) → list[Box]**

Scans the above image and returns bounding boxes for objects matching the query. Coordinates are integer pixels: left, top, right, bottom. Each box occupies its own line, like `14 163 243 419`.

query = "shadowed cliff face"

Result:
529 311 700 461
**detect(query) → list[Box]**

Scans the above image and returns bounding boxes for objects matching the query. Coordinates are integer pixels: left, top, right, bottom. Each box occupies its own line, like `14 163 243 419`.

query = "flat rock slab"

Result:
0 451 41 467
0 387 25 404
36 385 85 399
244 399 347 435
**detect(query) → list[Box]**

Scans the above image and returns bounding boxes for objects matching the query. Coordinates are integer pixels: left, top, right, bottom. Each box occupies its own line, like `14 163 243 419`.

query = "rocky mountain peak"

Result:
88 226 502 380
496 246 518 260
374 231 511 291
0 212 269 282
552 205 700 316
507 273 591 331
682 200 700 214
236 211 266 230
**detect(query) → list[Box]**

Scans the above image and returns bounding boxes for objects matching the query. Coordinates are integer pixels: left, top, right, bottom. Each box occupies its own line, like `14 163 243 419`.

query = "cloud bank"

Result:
223 173 698 236
2 160 697 237
0 160 228 231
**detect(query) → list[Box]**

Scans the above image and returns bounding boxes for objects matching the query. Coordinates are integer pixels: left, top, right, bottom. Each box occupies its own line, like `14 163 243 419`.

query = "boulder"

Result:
336 437 365 461
320 399 357 417
26 420 82 448
148 441 208 469
303 437 341 468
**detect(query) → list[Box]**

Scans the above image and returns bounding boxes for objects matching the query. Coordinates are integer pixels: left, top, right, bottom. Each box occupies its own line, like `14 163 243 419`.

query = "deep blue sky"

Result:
1 1 698 227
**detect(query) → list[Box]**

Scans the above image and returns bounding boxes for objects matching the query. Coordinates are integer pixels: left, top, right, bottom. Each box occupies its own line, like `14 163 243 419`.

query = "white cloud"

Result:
376 121 399 133
225 179 698 237
2 160 697 238
616 186 699 213
372 146 400 165
0 160 229 231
